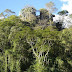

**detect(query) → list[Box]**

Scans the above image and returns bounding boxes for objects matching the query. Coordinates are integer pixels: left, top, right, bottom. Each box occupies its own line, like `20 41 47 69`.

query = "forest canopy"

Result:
0 1 72 72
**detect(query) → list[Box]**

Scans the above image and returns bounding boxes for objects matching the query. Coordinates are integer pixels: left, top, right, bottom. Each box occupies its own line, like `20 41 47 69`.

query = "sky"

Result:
0 0 72 15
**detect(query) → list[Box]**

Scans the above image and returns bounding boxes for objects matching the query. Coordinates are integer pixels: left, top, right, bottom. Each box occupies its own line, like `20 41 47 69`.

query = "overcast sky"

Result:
0 0 72 15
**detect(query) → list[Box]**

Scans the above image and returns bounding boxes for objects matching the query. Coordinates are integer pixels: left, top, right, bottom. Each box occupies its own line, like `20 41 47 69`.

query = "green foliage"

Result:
58 10 68 16
0 5 72 72
19 5 37 24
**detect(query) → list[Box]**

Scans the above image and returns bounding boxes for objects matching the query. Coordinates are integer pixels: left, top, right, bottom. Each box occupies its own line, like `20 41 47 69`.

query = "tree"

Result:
0 12 5 19
0 5 72 72
40 8 49 20
4 9 15 17
58 10 68 16
45 1 57 25
0 9 15 19
19 5 36 22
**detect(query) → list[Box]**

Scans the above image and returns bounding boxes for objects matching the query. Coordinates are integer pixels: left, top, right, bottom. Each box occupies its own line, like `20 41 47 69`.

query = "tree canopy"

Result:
0 1 72 72
58 10 68 16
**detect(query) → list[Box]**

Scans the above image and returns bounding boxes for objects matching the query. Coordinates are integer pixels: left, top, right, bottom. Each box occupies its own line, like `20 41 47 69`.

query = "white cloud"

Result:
53 14 72 28
53 15 63 22
63 16 72 28
60 0 72 14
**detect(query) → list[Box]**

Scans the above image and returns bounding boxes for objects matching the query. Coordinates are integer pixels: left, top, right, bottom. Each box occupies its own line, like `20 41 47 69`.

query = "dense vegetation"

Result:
0 1 72 72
